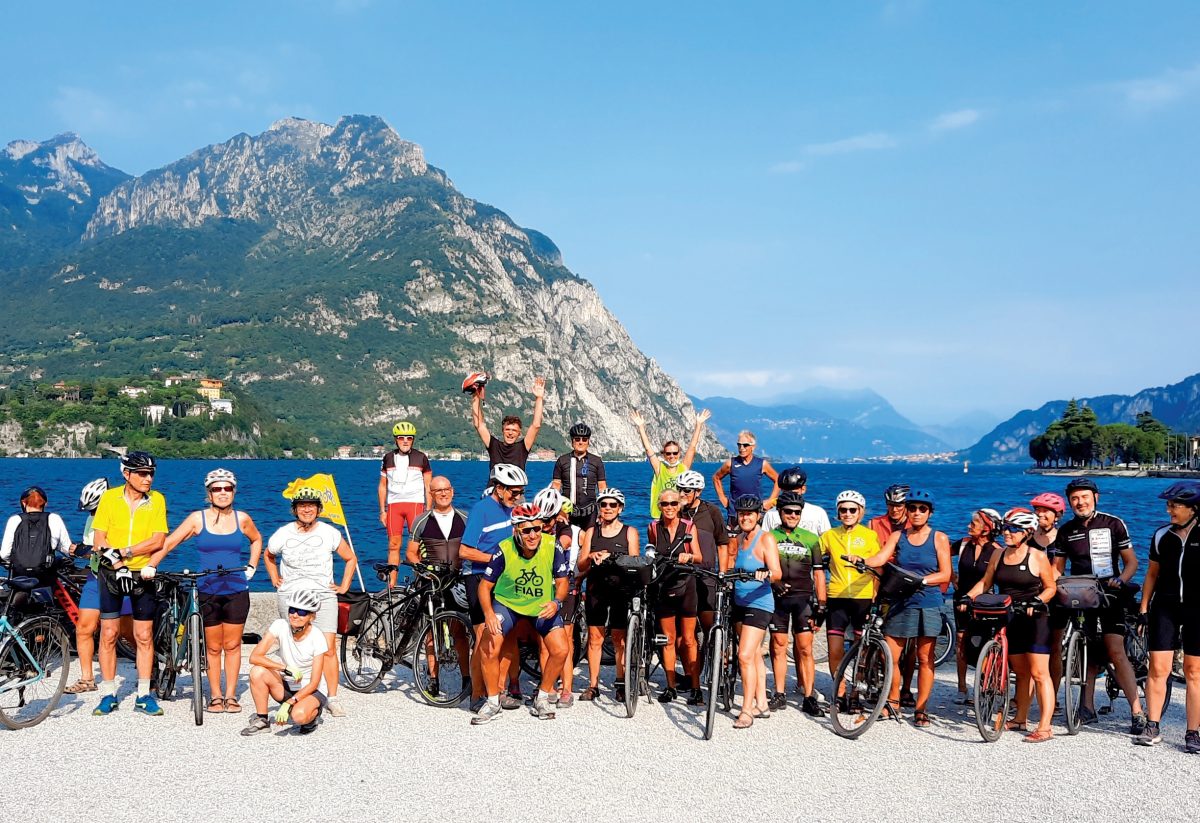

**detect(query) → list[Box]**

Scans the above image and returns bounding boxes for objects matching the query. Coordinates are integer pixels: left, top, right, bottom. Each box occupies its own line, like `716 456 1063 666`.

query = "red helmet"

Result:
462 372 489 394
511 504 542 525
1029 493 1066 515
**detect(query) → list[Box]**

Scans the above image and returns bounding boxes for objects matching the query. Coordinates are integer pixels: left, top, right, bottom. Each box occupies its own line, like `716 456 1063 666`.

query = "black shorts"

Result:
657 577 698 619
1148 598 1200 657
465 574 486 626
695 576 717 614
584 588 630 630
769 594 814 635
826 598 872 637
560 585 580 624
1049 601 1125 637
733 606 772 631
98 579 157 621
1007 611 1052 656
199 590 251 628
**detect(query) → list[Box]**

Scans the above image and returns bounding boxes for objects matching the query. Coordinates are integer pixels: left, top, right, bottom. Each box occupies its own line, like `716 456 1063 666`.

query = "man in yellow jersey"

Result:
818 489 880 708
473 505 569 724
90 452 169 716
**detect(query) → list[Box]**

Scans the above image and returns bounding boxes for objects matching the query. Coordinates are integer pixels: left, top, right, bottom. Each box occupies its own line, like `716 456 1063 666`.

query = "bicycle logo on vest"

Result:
514 568 545 597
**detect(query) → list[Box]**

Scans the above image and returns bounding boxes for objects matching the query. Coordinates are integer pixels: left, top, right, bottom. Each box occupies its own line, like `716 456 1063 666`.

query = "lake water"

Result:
2 458 1179 591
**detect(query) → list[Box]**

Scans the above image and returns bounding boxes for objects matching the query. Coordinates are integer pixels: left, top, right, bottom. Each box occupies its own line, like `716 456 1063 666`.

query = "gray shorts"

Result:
277 590 338 635
884 605 943 639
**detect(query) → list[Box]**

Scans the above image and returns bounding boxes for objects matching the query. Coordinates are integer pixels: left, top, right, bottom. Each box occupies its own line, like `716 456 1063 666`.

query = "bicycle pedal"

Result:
653 634 669 646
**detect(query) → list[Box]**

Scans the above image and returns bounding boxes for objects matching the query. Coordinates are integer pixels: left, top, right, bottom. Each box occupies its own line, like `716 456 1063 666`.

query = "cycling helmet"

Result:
392 421 417 437
1029 492 1066 515
1003 506 1033 520
568 422 592 439
835 490 867 509
532 488 565 520
979 507 1002 525
883 484 910 504
675 470 705 491
120 450 156 472
79 477 108 512
461 371 490 394
290 486 324 510
510 504 542 525
286 588 323 612
1159 481 1200 508
906 489 935 510
1064 477 1099 496
560 499 574 515
204 468 237 489
597 488 626 507
776 491 805 510
777 467 808 491
490 463 529 488
450 581 468 610
1003 511 1039 533
733 494 763 513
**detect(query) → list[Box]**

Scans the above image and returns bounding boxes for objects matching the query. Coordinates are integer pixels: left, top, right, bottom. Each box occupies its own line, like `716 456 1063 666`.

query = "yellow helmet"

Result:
392 421 417 437
290 486 324 510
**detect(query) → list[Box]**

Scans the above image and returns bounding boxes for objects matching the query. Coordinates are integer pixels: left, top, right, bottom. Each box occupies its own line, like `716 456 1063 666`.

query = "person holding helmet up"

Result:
1049 477 1145 732
552 422 607 531
950 508 1002 703
728 495 782 729
713 432 780 529
146 469 263 713
469 374 546 473
241 589 330 736
264 487 356 718
1029 492 1066 553
578 487 639 702
868 484 911 548
818 489 881 697
762 467 830 536
473 504 571 724
378 420 432 587
91 451 168 717
630 407 711 518
1136 482 1200 750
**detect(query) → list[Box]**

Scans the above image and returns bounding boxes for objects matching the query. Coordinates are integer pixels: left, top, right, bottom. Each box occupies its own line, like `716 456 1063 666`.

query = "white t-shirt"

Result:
268 521 342 594
762 503 831 537
1 512 72 562
268 618 330 688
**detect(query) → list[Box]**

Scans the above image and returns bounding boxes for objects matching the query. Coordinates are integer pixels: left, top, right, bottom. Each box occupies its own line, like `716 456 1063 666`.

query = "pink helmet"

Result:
1029 493 1066 515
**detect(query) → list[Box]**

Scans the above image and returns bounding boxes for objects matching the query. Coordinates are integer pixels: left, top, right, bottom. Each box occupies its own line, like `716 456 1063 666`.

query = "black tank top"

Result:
992 547 1043 602
956 539 999 599
649 519 692 592
588 523 633 589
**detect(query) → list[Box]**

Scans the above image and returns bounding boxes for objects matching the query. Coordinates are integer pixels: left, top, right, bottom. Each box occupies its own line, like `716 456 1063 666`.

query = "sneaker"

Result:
657 687 678 704
297 720 318 735
614 682 626 703
469 696 486 714
687 688 704 706
1134 720 1162 746
92 695 119 716
134 695 163 716
900 691 916 709
1078 706 1098 726
1130 713 1148 736
326 697 347 718
240 715 270 736
836 695 851 714
531 695 556 720
678 673 693 691
767 691 787 712
1186 730 1200 754
802 695 826 717
471 700 503 725
427 677 440 697
499 693 522 711
557 690 574 709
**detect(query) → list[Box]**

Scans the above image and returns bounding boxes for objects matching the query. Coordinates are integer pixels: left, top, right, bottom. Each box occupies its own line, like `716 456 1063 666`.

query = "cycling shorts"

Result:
1148 599 1200 657
98 583 157 621
276 591 337 634
769 594 813 635
1007 610 1051 656
1050 602 1125 637
584 586 630 630
492 601 563 638
559 583 580 624
733 606 772 631
657 577 698 619
282 680 328 712
80 572 132 615
464 574 486 626
386 502 424 538
200 590 251 628
826 598 872 637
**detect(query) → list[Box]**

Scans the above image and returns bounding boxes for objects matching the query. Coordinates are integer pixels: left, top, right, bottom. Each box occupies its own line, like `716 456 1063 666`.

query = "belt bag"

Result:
99 565 146 597
1055 576 1103 610
877 563 925 605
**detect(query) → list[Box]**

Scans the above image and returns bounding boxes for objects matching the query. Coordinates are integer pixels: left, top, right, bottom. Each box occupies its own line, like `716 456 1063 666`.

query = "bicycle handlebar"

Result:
840 554 881 579
676 564 762 584
157 565 248 582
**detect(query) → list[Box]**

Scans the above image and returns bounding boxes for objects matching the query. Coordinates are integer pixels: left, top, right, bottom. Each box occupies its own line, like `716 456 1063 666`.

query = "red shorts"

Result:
386 502 424 538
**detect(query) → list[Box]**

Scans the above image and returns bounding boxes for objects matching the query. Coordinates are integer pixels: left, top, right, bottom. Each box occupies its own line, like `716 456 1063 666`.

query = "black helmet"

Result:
1159 481 1200 508
883 484 910 504
120 451 156 472
1064 478 1099 496
569 422 592 440
776 491 805 510
733 494 763 513
777 467 807 491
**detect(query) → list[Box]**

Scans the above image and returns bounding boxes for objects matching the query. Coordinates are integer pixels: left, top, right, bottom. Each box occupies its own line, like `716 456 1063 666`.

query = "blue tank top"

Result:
729 454 765 501
195 511 248 596
733 530 774 611
896 529 943 609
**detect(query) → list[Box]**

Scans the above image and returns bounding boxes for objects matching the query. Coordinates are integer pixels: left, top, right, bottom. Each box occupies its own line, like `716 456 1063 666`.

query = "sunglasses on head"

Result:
780 507 803 516
837 506 859 515
209 485 235 494
518 525 542 535
906 504 931 513
287 607 312 617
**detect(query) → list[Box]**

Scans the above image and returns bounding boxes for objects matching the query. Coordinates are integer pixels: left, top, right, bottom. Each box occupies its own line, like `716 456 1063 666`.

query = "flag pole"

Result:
340 522 367 592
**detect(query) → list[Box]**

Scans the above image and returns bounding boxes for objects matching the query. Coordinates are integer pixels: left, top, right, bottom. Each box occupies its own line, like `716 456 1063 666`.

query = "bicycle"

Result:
152 566 245 726
965 595 1047 742
828 557 927 739
1100 593 1173 719
0 574 71 729
614 555 665 719
340 562 472 707
813 600 953 668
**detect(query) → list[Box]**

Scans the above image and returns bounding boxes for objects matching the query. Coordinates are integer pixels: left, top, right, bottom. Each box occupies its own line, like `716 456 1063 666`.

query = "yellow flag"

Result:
281 473 348 527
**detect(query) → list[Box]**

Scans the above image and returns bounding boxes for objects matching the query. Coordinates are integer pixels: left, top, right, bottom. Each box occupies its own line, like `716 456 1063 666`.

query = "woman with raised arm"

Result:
631 407 710 519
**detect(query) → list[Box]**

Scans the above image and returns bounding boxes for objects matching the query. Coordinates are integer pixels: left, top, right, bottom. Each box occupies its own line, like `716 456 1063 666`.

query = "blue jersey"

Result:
462 496 513 576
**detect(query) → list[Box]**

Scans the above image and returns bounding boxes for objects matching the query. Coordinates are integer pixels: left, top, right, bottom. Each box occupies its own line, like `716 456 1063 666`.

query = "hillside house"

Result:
50 382 81 402
186 402 209 418
141 404 166 424
336 445 354 458
210 398 233 415
119 386 148 399
164 376 187 387
197 379 224 400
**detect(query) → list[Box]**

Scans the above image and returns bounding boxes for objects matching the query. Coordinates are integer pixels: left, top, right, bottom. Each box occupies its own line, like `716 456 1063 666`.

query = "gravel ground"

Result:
5 651 1196 823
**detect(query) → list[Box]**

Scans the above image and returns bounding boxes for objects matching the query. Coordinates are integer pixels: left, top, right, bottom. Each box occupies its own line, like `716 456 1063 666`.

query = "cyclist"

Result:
647 488 702 704
1049 477 1145 732
1137 482 1200 750
145 469 262 713
630 407 710 518
552 422 607 530
951 508 1001 704
713 432 780 528
1 486 74 579
470 376 546 473
534 488 579 707
241 589 330 736
962 511 1057 742
1029 492 1065 553
762 467 831 536
868 484 910 548
91 451 168 717
473 505 570 724
460 463 526 712
577 487 639 702
378 420 432 587
818 490 881 699
766 490 826 716
264 487 357 718
728 494 781 729
866 489 952 726
406 476 466 565
675 469 725 693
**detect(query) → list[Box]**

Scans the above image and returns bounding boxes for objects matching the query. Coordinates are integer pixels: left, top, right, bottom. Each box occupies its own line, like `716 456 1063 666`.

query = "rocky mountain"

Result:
960 372 1200 464
0 116 722 456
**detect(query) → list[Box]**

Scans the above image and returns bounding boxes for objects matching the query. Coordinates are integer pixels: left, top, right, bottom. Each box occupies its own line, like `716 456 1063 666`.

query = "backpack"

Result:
9 512 56 577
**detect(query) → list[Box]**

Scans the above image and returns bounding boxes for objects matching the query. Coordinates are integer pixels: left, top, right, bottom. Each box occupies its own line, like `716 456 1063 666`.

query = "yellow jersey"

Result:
819 524 880 599
91 486 168 571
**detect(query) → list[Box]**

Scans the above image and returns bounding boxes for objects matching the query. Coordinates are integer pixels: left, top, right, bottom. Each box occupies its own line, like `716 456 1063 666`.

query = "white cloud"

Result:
51 87 136 136
1116 62 1200 108
804 132 896 156
695 370 777 389
928 108 981 132
693 366 859 390
768 160 805 174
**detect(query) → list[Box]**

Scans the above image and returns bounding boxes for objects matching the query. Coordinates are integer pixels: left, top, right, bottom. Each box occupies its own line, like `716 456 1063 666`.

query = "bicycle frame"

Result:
0 614 46 690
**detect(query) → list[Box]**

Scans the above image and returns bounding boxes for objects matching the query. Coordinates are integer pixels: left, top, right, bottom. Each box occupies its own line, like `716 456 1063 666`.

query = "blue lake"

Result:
2 458 1179 591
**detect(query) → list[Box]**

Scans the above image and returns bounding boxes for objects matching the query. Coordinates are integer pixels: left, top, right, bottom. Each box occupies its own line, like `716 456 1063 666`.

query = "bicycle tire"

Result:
813 629 829 665
704 625 723 741
933 615 955 668
518 639 542 680
624 611 643 719
1063 628 1086 735
0 616 71 730
188 613 204 726
829 634 894 740
412 610 473 707
973 639 1007 742
340 609 389 693
154 611 179 701
720 635 737 713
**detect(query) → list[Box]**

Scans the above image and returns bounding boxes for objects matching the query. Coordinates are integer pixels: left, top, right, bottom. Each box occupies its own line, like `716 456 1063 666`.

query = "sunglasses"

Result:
209 485 235 494
906 504 932 513
737 442 753 449
780 507 803 516
128 469 155 478
837 507 859 515
1002 524 1026 533
572 436 590 442
662 451 680 457
500 486 525 496
287 607 312 617
598 501 621 509
518 525 542 535
395 435 414 441
659 501 680 507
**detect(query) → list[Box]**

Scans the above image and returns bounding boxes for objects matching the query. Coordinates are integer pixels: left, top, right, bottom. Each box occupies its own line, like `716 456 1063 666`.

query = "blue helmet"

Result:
906 489 935 510
1159 481 1200 508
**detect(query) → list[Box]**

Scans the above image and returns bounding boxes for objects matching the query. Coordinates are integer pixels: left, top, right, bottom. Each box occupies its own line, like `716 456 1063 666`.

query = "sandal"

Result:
65 678 97 694
754 710 771 720
913 710 931 727
1024 728 1054 743
224 697 242 713
578 686 599 701
733 712 754 729
206 697 227 713
880 701 902 721
1005 720 1028 732
952 692 972 705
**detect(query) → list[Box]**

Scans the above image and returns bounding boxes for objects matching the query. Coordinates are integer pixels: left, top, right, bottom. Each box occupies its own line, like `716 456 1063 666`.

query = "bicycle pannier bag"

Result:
1055 576 1103 610
877 563 925 604
337 591 372 636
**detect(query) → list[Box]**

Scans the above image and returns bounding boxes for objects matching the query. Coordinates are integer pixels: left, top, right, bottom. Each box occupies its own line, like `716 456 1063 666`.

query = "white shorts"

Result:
277 590 338 635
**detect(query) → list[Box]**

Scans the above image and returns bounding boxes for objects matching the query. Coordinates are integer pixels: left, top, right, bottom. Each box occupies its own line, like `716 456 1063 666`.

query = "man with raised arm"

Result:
470 376 546 472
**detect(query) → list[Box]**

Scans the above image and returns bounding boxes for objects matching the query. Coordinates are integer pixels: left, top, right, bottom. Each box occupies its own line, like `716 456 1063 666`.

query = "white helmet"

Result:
532 488 564 520
79 478 109 512
286 589 323 612
491 463 528 488
204 468 237 489
675 470 705 491
835 490 867 509
1003 511 1039 532
597 487 626 506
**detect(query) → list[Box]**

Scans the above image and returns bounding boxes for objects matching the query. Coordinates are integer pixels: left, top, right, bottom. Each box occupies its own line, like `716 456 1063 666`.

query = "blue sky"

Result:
3 1 1197 424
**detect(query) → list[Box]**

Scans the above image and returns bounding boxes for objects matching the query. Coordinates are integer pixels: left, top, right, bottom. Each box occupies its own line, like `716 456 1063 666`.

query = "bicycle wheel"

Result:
340 609 390 693
412 610 473 707
720 633 737 713
154 614 179 701
812 628 829 665
934 615 955 668
703 625 723 741
624 611 643 718
0 616 71 729
518 639 542 680
973 639 1008 742
1063 629 1086 735
188 613 204 726
830 634 894 740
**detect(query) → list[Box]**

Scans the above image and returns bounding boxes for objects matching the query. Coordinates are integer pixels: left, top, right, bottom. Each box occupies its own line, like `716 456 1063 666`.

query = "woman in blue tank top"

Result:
148 469 263 713
865 489 952 727
728 494 781 729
